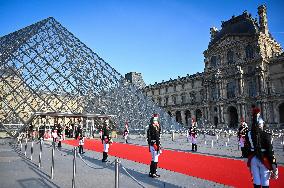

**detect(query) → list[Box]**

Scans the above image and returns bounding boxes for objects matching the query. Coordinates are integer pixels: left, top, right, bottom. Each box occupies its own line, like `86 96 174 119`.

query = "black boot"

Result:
241 148 244 157
191 144 194 151
105 152 108 161
102 152 107 162
151 162 160 178
149 161 154 177
194 144 197 152
253 184 261 188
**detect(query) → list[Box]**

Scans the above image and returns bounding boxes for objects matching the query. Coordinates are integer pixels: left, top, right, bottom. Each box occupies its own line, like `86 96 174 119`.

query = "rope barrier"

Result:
77 152 115 169
77 152 145 188
120 164 146 188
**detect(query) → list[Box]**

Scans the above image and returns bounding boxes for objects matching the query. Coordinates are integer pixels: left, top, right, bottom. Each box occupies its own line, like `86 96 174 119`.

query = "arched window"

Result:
246 45 254 59
227 50 234 65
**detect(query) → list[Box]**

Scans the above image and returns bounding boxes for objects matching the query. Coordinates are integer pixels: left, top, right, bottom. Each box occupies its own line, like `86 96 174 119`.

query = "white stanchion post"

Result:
204 140 207 145
172 131 175 141
211 140 214 148
225 142 227 147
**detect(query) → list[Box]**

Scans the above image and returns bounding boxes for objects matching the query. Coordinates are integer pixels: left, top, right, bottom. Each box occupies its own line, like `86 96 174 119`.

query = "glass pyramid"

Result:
0 17 181 136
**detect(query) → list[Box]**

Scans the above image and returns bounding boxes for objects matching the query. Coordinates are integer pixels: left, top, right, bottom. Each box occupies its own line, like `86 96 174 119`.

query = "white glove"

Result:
271 164 278 179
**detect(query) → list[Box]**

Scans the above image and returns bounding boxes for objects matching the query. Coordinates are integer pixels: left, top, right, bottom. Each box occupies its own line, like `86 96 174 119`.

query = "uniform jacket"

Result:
102 127 111 144
245 115 277 169
189 126 197 138
147 125 161 147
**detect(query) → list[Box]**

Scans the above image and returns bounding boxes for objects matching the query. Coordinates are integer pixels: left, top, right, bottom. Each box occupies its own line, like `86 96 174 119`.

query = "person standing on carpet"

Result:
102 120 112 162
147 113 162 178
78 136 85 154
245 106 278 188
123 121 129 143
189 118 198 152
238 118 248 157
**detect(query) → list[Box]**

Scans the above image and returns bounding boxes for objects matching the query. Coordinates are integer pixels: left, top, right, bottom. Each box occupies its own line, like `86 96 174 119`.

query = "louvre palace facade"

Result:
140 5 284 128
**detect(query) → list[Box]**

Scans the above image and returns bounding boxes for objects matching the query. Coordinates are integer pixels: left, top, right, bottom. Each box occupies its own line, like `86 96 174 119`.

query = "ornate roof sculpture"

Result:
0 17 181 136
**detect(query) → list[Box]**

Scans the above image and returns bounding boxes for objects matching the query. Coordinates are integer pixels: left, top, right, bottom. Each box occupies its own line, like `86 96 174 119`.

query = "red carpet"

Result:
63 139 284 188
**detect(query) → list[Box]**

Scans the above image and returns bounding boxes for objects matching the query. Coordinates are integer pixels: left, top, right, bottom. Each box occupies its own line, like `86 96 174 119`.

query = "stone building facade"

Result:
141 5 284 128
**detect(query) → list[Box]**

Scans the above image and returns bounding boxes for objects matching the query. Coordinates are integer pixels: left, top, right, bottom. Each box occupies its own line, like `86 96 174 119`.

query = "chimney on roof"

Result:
210 27 218 41
258 5 269 36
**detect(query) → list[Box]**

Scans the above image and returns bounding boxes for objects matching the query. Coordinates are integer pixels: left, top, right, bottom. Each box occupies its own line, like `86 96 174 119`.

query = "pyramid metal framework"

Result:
0 17 181 135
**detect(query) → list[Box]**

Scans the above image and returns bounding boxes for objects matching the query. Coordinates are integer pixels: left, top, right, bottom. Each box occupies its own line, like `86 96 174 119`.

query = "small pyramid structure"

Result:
0 17 181 135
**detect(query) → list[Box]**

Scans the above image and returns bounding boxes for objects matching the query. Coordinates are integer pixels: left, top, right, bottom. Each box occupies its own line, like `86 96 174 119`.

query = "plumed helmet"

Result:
252 107 261 115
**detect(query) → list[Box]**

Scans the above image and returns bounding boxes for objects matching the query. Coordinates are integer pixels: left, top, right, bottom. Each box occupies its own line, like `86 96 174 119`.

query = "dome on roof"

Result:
209 12 259 47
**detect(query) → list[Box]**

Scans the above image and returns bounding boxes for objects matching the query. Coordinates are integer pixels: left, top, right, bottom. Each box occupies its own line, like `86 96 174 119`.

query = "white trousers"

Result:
103 143 109 152
191 136 197 144
239 137 245 147
251 156 270 186
150 145 160 162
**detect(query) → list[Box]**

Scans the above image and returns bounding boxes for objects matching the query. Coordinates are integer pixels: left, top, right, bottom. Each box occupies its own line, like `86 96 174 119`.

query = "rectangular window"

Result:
181 95 186 104
165 97 169 105
248 79 257 97
211 86 218 100
227 81 236 98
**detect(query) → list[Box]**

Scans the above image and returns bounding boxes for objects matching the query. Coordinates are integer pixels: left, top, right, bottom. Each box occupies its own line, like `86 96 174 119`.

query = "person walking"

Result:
102 120 112 162
147 113 162 178
245 106 278 188
238 118 248 157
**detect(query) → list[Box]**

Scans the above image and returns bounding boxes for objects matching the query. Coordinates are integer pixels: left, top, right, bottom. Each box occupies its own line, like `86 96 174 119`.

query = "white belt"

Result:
250 148 266 152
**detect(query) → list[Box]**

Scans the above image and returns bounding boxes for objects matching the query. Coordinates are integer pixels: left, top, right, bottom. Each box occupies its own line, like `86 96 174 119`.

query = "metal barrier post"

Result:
24 138 28 157
115 159 120 188
20 139 22 151
72 147 76 188
51 141 55 179
39 138 43 168
31 140 34 161
172 131 174 141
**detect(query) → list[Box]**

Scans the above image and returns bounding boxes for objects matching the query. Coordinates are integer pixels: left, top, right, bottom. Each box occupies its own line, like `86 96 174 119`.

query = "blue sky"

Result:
0 0 283 85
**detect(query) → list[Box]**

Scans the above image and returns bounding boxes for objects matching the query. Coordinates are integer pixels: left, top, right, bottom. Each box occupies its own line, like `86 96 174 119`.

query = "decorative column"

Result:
241 104 246 121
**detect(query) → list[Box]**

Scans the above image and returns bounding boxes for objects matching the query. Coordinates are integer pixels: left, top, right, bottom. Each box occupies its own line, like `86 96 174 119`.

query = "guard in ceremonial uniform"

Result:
52 127 58 143
123 121 129 143
102 120 112 162
189 118 198 152
245 106 278 188
147 114 162 178
78 136 85 154
238 118 248 157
